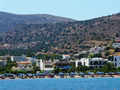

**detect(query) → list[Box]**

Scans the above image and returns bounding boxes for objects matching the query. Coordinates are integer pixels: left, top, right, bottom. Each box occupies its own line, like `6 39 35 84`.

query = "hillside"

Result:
0 12 75 32
0 13 120 55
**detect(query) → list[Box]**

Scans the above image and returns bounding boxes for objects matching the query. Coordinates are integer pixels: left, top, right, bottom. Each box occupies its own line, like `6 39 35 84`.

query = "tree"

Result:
94 53 102 57
117 67 120 72
101 62 116 72
108 56 113 61
5 58 17 73
105 51 110 57
88 53 94 58
54 67 62 74
32 63 40 73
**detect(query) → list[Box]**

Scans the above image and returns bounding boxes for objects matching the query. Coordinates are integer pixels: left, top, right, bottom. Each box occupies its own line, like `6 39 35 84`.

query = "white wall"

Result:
113 56 120 68
80 58 90 67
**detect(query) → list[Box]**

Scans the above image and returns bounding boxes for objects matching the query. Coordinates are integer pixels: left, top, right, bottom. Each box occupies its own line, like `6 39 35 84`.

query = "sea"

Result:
0 78 120 90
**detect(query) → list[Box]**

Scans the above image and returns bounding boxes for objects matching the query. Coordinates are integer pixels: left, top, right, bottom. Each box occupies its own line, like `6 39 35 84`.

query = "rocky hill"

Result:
0 12 120 55
0 12 75 32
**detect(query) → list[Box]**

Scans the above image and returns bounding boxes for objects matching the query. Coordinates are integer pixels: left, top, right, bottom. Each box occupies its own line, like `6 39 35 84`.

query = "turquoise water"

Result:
0 78 120 90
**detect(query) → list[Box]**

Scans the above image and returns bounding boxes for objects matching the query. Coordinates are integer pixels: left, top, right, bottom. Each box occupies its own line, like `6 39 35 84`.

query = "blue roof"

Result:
56 65 71 69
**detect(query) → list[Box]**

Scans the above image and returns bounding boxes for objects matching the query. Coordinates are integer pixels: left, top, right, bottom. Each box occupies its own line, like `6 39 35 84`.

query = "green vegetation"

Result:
54 62 119 73
100 63 117 73
37 54 62 60
0 58 17 73
0 12 120 55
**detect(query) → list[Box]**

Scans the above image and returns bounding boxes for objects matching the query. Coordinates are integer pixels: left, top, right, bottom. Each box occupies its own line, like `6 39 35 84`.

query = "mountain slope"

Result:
0 11 75 32
0 13 120 55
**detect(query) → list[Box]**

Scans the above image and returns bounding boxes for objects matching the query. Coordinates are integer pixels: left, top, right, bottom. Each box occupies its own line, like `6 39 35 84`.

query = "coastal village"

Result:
1 0 120 89
0 38 120 79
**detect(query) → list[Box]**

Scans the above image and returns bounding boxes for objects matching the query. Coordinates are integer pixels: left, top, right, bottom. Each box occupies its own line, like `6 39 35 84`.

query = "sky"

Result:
0 0 120 20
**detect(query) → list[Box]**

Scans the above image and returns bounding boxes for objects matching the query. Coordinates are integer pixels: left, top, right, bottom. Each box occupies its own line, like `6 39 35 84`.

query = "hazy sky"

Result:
0 0 120 20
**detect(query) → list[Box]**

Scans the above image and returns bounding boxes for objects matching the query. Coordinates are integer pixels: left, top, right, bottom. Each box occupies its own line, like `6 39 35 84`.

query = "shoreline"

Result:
1 77 120 81
0 75 120 80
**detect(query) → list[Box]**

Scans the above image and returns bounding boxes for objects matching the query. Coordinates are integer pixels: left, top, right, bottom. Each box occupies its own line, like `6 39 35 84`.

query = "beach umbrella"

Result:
96 72 104 75
35 73 40 76
49 73 54 76
32 74 36 77
70 72 77 76
17 73 24 77
58 72 64 76
79 72 85 75
17 73 21 77
26 73 33 77
42 71 51 76
4 73 15 77
37 73 45 76
87 72 94 75
0 74 5 78
116 72 120 74
65 73 70 76
108 72 114 75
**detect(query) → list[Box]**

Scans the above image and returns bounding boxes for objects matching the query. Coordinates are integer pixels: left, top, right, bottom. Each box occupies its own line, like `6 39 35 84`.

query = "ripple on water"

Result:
0 78 120 90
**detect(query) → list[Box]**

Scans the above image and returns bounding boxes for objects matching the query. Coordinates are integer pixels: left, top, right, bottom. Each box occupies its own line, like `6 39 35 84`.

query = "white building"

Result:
89 58 107 68
11 56 33 70
80 58 90 67
70 60 82 68
36 59 54 71
11 55 26 62
62 55 70 60
36 59 44 70
89 46 105 54
112 43 120 48
79 58 108 68
113 56 120 68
